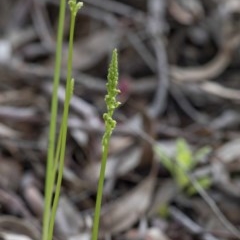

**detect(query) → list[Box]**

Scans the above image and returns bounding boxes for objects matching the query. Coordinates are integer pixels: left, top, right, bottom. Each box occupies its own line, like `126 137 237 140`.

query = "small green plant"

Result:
42 1 119 239
92 49 121 240
42 1 83 240
154 138 212 194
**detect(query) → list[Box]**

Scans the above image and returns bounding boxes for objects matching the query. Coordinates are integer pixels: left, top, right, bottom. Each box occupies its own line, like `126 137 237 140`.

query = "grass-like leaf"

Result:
42 1 83 240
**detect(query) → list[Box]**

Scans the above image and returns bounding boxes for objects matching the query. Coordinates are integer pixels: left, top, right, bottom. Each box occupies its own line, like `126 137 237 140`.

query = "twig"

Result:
31 0 55 50
169 206 220 240
147 0 169 117
170 84 209 124
126 31 156 72
200 81 240 101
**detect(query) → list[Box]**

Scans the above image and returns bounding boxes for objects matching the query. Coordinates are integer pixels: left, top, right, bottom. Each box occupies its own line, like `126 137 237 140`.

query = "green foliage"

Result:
92 49 121 240
42 1 83 240
158 204 170 218
187 177 212 195
154 138 212 194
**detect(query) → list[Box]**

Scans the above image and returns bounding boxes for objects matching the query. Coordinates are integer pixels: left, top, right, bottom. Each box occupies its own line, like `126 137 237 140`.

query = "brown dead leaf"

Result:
168 0 204 25
84 144 142 182
0 216 40 240
0 232 33 240
0 158 22 190
99 175 156 235
125 227 171 240
0 189 31 218
109 136 134 154
56 197 86 238
215 138 240 163
0 123 20 138
62 29 120 70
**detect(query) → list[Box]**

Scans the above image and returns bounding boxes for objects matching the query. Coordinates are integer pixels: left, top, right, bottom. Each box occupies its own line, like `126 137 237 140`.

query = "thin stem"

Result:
92 140 110 240
47 121 63 218
48 87 72 239
47 4 77 237
42 0 66 239
91 49 120 240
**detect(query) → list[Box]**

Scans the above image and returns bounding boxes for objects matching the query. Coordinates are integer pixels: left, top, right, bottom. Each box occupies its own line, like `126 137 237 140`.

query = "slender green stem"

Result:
91 49 120 240
48 80 74 239
47 1 80 236
43 0 82 239
42 0 66 239
47 121 63 217
46 7 76 212
92 139 110 240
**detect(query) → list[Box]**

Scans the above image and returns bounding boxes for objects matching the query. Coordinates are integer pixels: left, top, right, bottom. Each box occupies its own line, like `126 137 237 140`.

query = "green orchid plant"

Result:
42 0 121 239
154 138 212 194
92 49 121 240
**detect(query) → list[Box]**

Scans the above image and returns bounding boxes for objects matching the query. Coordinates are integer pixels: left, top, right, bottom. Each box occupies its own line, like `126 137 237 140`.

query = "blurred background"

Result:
1 0 240 239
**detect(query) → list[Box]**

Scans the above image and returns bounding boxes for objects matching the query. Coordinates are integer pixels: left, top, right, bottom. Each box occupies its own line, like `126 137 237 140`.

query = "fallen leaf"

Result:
100 175 156 235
